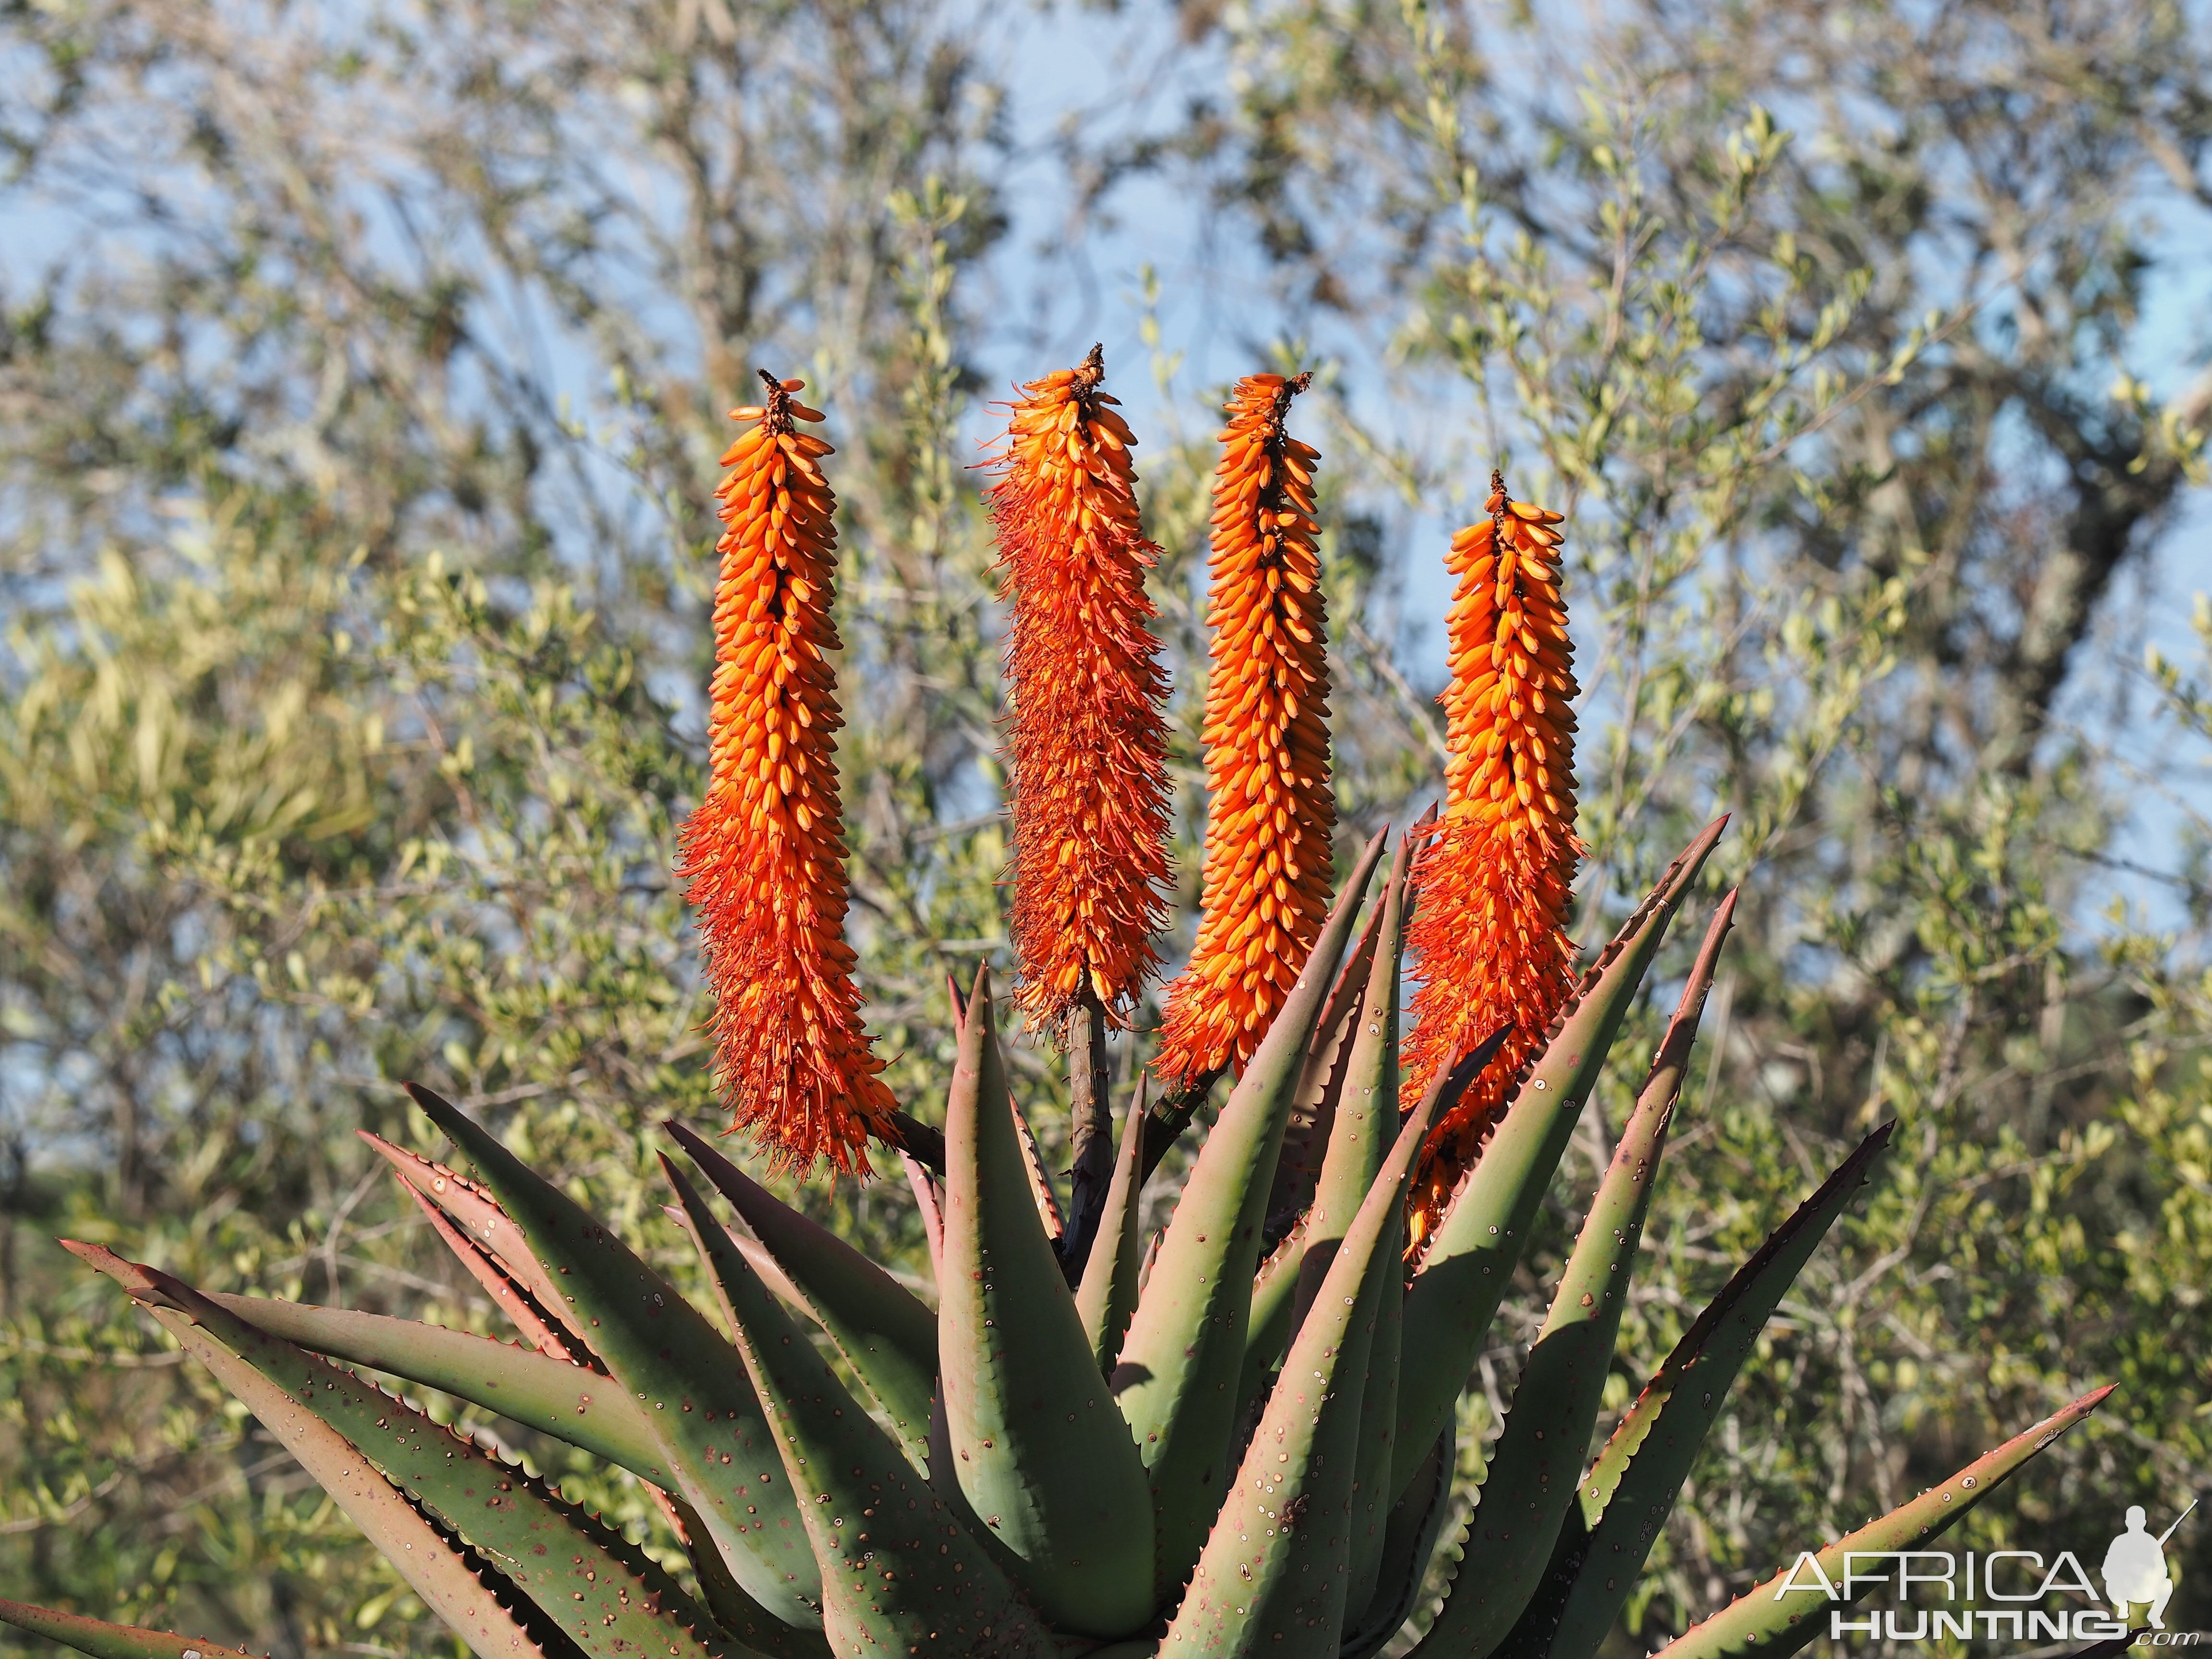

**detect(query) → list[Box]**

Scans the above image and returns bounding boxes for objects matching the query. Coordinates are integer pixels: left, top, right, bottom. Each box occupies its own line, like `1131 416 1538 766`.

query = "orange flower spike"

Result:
676 370 895 1177
1405 473 1581 1226
986 345 1175 1032
1157 372 1334 1086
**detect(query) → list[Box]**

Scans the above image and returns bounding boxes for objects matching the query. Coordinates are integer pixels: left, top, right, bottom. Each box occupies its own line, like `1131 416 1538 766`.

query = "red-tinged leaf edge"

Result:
664 1118 939 1463
903 1149 947 1285
361 1130 590 1361
1007 1079 1068 1244
58 1243 633 1659
400 1180 583 1363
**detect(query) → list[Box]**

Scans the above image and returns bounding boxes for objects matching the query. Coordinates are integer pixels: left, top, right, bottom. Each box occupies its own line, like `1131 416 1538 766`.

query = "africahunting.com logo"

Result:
1773 1497 2199 1647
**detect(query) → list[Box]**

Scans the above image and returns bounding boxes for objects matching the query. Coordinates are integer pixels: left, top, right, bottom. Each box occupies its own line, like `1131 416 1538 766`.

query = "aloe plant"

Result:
0 373 2114 1658
1 817 2109 1659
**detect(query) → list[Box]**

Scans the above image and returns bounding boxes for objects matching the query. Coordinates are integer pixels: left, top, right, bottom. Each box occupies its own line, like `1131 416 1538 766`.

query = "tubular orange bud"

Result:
1405 472 1581 1229
1156 372 1334 1085
676 371 894 1177
986 345 1175 1034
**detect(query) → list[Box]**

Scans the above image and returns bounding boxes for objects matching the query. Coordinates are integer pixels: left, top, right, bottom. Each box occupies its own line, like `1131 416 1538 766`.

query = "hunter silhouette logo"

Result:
1776 1492 2202 1646
2105 1501 2195 1631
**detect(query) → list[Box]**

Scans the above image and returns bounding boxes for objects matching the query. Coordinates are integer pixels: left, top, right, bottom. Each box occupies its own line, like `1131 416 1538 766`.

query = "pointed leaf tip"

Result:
397 1082 824 1634
664 1117 938 1464
1644 1385 2114 1659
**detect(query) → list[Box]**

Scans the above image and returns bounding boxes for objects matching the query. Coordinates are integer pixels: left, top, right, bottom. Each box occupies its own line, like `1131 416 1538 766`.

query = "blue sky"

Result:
3 0 2205 936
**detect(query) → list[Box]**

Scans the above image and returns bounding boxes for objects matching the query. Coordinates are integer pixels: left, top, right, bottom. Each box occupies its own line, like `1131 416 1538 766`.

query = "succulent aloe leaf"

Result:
1634 1386 2115 1659
1116 825 1389 1588
1232 856 1415 1431
1231 1227 1305 1427
1263 891 1384 1239
1236 1026 1507 1433
64 1244 756 1659
1160 1010 1451 1659
362 1130 595 1361
1341 1429 1455 1659
1522 1122 1897 1659
664 1119 939 1462
202 1293 661 1476
661 1159 1061 1659
0 1599 263 1659
921 1377 1036 1590
933 967 1155 1637
1346 1251 1406 1616
651 1199 940 1504
1292 830 1414 1323
1293 831 1414 1614
900 1149 947 1284
1395 816 1728 1496
402 1180 585 1362
1414 895 1735 1659
1006 1082 1068 1244
400 1084 823 1632
1076 1073 1153 1374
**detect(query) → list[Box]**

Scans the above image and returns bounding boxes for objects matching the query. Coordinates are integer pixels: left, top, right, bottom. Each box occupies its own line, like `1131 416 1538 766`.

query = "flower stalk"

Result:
986 345 1176 1033
676 371 894 1177
986 345 1175 1254
1405 471 1581 1231
1156 370 1335 1094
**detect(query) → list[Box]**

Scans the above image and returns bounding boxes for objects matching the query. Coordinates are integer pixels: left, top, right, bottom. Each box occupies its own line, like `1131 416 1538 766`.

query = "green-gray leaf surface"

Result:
933 967 1155 1638
1114 827 1388 1592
